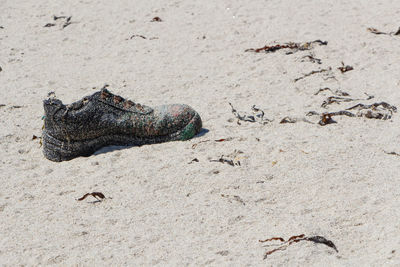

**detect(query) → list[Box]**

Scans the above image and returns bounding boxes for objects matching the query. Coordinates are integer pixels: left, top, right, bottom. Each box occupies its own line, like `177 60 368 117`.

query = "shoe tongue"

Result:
43 98 65 115
98 89 153 114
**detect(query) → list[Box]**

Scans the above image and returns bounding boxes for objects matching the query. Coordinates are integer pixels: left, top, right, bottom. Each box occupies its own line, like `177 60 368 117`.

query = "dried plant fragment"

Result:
301 54 322 64
307 236 338 252
319 111 355 125
188 158 199 164
245 40 327 54
259 237 285 243
210 156 236 166
279 116 313 124
151 16 162 22
321 94 373 108
384 151 400 156
294 67 332 82
44 15 73 29
77 192 106 201
346 102 397 120
314 87 349 96
53 15 69 20
260 234 337 259
130 34 147 39
368 27 400 36
338 62 354 73
321 96 356 108
211 150 243 166
229 103 272 125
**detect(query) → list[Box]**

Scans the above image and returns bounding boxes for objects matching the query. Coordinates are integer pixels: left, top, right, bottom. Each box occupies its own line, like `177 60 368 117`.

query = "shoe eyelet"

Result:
124 100 134 109
114 96 123 104
101 90 110 99
136 104 144 111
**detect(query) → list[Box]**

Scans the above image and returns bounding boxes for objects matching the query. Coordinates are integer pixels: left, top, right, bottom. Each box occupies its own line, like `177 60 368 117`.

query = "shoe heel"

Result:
42 131 94 162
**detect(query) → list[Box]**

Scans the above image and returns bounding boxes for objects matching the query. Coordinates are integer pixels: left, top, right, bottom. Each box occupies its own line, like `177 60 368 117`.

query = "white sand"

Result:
1 0 400 265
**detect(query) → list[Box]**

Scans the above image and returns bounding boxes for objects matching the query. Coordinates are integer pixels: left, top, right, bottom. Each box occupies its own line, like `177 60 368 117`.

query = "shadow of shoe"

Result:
93 145 133 156
196 128 209 138
92 128 208 156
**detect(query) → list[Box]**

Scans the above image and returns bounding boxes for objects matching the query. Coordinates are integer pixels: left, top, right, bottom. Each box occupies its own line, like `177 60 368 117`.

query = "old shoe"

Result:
42 89 202 162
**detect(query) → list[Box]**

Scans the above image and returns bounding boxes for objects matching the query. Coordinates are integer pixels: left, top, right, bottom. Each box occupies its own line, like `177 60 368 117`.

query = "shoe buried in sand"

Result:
42 89 202 162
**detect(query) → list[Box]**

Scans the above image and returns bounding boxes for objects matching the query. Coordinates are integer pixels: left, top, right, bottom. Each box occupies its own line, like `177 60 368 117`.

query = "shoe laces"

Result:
99 88 146 113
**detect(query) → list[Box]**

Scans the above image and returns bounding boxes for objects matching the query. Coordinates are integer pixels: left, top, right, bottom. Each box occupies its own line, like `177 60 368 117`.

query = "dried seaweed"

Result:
294 67 332 82
346 101 397 113
321 96 357 108
368 27 400 36
301 54 322 64
62 21 72 29
229 103 272 125
338 62 354 73
53 15 69 21
77 192 105 201
210 150 243 166
259 237 285 243
310 104 395 125
306 111 355 125
210 156 238 166
188 158 199 164
44 15 73 29
245 40 327 54
260 234 338 259
280 116 313 124
319 111 356 125
321 94 374 108
151 16 162 22
130 34 147 39
314 87 349 96
384 151 400 156
346 102 397 120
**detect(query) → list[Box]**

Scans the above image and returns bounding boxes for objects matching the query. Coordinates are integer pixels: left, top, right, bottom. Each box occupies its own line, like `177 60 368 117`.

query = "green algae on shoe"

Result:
42 89 202 162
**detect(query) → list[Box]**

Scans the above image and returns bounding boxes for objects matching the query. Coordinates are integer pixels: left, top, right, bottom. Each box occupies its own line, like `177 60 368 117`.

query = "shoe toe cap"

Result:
157 104 202 138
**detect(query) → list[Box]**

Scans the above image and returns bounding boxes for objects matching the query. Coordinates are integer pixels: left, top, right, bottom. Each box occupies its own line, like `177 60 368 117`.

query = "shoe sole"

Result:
43 113 202 162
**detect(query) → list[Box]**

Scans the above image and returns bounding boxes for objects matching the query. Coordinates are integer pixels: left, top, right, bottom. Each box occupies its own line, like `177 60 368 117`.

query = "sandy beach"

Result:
1 0 400 265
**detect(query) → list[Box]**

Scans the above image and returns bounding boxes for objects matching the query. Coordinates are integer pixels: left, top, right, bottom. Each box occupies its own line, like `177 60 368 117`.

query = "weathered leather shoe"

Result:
42 89 202 162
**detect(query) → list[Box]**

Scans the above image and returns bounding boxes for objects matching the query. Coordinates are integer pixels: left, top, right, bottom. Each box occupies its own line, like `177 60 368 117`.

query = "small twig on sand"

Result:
368 27 400 36
314 87 349 96
245 40 327 54
294 67 332 82
77 192 106 201
260 234 338 259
